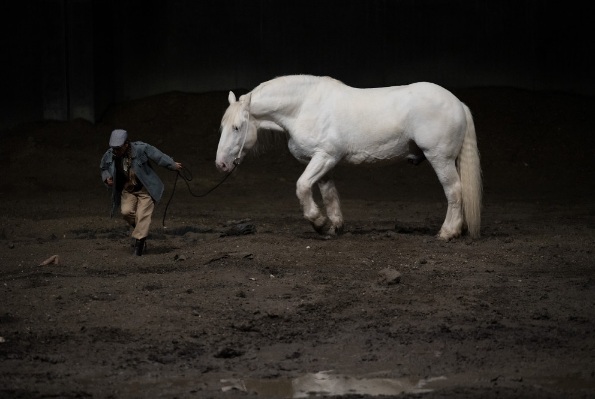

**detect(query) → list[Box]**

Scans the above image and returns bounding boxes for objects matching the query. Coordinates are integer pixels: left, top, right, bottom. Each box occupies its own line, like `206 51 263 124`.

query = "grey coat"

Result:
100 141 177 215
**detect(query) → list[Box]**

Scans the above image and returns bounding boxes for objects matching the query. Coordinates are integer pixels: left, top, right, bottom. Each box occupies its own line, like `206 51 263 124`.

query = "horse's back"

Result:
313 80 467 153
349 81 463 116
309 79 465 125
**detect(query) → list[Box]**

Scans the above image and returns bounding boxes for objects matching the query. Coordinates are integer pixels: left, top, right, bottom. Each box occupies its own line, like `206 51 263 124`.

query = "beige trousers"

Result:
120 188 154 240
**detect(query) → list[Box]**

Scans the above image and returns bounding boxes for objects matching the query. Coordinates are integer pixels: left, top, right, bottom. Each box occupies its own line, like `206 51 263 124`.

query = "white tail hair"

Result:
458 104 482 238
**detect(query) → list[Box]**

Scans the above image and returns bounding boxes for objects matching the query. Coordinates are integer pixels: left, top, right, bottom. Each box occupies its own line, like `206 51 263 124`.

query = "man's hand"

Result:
174 162 182 170
105 177 114 187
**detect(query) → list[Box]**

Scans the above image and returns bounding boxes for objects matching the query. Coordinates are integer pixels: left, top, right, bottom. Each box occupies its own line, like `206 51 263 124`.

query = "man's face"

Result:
112 142 128 157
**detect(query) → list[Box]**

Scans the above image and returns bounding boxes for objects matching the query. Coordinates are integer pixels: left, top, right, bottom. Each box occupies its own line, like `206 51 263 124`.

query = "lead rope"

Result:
162 107 250 227
162 164 237 227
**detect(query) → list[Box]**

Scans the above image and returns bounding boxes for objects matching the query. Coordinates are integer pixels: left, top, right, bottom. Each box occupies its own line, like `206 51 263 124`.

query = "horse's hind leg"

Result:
296 154 340 235
428 157 463 240
318 176 344 235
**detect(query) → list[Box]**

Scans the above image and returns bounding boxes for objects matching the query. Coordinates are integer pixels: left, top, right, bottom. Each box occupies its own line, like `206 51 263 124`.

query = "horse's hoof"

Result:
316 226 337 236
312 220 341 237
437 229 460 241
324 223 345 236
333 225 344 235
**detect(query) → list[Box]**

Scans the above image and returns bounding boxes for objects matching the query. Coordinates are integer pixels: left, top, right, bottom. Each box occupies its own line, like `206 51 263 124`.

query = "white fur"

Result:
216 75 482 239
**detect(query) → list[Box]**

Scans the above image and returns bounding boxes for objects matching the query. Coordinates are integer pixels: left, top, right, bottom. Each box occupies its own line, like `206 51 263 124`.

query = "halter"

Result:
233 97 251 166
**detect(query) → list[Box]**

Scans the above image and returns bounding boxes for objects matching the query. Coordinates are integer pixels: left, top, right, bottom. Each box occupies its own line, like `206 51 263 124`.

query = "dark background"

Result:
1 3 594 397
0 0 592 131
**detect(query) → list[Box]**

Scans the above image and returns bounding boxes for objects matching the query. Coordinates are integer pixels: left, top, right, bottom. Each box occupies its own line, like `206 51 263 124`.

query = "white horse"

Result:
216 75 482 240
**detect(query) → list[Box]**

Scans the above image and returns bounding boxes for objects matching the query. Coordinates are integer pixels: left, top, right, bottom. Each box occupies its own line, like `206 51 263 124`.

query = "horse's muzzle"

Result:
215 160 229 172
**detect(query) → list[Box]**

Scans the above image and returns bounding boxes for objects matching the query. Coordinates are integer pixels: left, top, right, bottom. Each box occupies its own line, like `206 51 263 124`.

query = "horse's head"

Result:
216 91 257 172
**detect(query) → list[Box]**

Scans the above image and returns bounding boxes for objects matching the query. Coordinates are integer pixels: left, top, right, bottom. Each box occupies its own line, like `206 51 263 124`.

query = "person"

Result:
100 129 182 256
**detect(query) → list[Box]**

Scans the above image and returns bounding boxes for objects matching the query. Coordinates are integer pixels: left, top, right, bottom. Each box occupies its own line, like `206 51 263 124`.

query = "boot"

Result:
134 238 146 256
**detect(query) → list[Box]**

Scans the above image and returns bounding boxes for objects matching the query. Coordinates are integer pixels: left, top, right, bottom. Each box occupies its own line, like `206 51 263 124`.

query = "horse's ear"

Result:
228 91 236 104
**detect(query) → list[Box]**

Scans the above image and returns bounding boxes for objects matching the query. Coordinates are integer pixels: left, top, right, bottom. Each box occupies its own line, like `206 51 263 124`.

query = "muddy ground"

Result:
0 86 594 398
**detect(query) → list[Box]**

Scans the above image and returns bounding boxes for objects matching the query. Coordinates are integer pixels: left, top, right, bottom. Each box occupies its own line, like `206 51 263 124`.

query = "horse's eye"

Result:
232 125 239 132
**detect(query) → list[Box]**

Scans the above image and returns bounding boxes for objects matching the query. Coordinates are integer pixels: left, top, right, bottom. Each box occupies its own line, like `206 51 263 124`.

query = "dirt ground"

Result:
0 86 594 399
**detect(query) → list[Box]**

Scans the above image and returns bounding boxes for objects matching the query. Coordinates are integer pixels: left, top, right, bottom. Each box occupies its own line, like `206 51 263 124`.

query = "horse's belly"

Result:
344 153 408 165
343 141 411 165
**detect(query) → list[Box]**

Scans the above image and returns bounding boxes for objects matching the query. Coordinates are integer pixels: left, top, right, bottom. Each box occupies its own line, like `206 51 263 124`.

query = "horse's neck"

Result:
250 77 315 124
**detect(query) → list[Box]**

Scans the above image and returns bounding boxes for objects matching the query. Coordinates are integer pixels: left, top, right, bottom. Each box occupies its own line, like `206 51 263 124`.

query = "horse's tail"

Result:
458 103 482 238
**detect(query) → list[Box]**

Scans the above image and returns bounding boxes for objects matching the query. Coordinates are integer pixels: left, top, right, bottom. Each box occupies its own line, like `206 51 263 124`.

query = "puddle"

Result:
221 371 447 397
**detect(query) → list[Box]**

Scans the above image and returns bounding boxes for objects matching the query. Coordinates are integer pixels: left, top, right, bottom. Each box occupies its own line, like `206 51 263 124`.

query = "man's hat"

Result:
109 129 128 147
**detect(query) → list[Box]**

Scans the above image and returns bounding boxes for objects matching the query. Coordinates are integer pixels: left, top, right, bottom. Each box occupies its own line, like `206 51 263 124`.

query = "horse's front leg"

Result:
296 154 338 235
318 176 343 235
